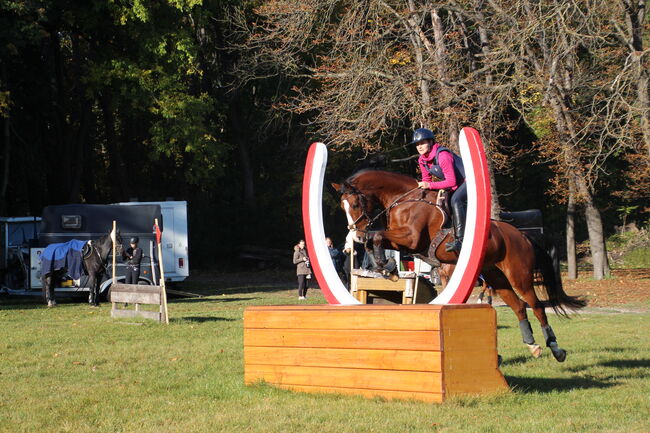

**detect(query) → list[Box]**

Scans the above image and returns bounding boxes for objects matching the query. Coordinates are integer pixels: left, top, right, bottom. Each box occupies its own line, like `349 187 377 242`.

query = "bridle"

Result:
344 186 433 239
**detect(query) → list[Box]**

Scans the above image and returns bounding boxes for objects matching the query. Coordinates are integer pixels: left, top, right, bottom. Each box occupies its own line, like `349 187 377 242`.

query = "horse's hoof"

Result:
47 300 57 308
89 304 99 308
527 343 542 358
549 343 567 362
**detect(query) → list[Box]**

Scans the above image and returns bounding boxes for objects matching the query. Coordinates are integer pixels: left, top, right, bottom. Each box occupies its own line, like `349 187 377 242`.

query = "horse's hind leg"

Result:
42 275 57 307
518 287 567 362
483 269 542 358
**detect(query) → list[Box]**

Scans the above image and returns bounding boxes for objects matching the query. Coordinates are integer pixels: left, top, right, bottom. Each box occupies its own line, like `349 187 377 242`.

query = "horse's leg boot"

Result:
519 318 542 358
542 325 567 362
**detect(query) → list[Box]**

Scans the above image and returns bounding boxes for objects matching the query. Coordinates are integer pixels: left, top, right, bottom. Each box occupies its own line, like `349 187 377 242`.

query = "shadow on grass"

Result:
170 296 261 304
177 284 293 297
565 358 650 377
506 375 618 393
501 354 532 366
600 359 650 369
176 316 237 323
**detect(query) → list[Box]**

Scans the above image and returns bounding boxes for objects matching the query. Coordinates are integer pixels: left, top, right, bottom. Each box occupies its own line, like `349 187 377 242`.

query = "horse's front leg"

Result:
368 227 419 280
88 275 99 307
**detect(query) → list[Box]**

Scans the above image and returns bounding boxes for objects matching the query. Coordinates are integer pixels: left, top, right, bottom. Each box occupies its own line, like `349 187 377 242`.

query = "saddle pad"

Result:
40 240 88 280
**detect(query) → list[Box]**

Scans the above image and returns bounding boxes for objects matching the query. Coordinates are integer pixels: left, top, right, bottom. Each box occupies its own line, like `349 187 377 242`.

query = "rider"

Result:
411 128 467 253
123 236 143 284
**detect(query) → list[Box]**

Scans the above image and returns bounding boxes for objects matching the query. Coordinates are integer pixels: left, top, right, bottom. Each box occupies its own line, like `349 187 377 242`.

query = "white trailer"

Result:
116 201 189 283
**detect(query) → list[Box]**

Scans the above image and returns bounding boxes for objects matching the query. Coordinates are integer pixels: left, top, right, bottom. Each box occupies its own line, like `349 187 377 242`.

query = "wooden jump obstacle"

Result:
351 270 438 305
109 218 169 324
110 283 167 323
244 304 509 403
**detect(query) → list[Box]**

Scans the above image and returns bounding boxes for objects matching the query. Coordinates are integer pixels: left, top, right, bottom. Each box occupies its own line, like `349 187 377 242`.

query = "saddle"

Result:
81 241 93 260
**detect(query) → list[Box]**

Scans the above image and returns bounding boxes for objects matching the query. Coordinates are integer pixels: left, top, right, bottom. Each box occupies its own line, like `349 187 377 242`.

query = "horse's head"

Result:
332 180 377 243
114 229 124 255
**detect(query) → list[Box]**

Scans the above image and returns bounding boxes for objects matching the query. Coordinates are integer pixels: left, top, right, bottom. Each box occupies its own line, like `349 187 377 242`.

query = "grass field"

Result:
1 273 649 433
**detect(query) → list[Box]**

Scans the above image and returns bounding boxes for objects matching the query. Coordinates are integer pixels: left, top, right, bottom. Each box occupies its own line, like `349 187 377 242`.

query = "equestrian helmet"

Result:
130 236 139 244
409 128 435 145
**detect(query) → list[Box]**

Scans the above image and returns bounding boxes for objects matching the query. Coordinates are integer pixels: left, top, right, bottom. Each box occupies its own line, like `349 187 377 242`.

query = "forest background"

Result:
0 0 648 279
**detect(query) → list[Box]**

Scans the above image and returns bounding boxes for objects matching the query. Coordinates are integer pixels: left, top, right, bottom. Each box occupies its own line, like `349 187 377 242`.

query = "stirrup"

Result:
445 239 462 253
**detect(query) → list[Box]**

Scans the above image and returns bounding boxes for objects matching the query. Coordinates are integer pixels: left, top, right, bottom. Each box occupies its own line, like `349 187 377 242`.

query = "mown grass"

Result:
1 282 649 433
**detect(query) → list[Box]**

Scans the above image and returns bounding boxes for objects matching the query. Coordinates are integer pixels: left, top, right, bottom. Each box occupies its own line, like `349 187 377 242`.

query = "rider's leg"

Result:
446 182 467 252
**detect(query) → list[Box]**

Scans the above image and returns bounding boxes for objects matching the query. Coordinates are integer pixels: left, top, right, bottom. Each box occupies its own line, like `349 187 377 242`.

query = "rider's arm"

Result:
423 151 457 190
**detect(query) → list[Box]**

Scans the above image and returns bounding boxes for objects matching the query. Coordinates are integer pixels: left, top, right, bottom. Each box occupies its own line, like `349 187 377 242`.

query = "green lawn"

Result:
1 280 649 433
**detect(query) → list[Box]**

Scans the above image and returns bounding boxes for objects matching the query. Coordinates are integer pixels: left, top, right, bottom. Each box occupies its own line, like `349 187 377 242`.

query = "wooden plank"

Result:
110 291 161 305
357 277 406 291
443 368 509 396
111 309 162 321
270 383 443 403
245 304 448 311
111 283 162 294
244 309 441 331
244 329 441 351
443 348 499 371
245 364 443 394
440 306 495 330
110 284 162 305
245 346 442 372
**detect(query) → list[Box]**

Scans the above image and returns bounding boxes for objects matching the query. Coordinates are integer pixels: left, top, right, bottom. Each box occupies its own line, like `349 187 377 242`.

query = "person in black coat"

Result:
123 236 143 284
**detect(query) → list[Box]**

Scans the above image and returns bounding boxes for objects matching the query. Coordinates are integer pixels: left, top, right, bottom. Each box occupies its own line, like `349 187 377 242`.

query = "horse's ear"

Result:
331 183 342 192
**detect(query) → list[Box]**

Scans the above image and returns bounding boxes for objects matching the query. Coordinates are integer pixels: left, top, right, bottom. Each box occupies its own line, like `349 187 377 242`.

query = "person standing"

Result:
293 240 311 300
326 237 343 275
123 236 143 284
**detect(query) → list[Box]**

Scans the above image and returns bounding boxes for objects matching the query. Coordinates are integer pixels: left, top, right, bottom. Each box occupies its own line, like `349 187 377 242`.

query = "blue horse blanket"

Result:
40 240 87 279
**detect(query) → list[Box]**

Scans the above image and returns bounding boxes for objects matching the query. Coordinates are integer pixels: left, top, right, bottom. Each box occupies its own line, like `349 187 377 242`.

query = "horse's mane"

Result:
342 169 417 193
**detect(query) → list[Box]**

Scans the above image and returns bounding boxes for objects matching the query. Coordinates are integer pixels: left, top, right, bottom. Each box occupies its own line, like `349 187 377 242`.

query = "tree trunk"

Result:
566 180 577 279
574 174 610 279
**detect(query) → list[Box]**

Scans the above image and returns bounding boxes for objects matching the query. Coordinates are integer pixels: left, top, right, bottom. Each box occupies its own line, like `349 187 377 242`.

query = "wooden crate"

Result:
244 304 509 403
110 283 166 323
351 273 415 304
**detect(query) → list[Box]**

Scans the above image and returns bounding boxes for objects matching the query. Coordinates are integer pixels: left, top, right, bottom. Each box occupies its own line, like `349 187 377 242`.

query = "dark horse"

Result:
42 230 124 307
333 170 586 362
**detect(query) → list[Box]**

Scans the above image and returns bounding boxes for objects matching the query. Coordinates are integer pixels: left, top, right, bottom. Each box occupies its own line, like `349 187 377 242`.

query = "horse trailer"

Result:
1 201 189 298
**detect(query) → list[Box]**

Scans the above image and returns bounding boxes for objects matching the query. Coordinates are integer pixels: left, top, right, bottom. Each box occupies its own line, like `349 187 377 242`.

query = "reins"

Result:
347 186 439 237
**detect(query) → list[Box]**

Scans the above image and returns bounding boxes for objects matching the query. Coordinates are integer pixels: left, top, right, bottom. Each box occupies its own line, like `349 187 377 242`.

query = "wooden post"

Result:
155 218 169 324
149 240 157 284
112 220 117 282
111 220 117 311
412 257 421 304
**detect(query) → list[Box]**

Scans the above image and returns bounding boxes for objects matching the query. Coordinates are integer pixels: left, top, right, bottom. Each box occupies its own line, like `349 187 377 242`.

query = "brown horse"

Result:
333 169 586 362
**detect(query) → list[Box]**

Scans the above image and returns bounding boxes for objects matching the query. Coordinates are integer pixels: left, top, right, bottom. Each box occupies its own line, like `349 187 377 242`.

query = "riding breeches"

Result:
450 182 468 240
125 265 140 284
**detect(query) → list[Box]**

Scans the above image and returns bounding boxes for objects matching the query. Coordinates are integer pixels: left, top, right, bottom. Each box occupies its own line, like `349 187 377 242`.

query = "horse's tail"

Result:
524 232 587 317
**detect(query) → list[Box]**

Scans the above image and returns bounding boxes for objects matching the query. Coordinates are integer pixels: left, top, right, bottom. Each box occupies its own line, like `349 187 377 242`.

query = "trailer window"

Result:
61 215 82 229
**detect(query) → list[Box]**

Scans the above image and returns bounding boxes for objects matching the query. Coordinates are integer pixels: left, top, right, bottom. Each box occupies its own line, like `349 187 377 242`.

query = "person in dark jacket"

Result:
123 236 143 284
411 128 467 253
293 240 312 300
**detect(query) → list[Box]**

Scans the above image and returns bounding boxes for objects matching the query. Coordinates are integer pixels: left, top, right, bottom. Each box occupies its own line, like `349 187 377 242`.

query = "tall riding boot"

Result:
445 201 466 252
